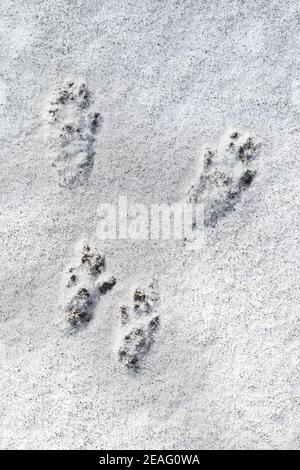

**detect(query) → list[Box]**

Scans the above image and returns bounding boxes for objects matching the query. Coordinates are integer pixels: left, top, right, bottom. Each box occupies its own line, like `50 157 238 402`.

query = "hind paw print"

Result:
188 130 260 226
48 80 102 187
63 243 116 328
117 280 160 371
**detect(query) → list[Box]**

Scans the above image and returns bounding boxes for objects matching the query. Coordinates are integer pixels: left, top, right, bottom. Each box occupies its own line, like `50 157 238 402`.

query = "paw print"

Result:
117 279 160 371
63 243 116 328
188 130 260 226
48 80 102 187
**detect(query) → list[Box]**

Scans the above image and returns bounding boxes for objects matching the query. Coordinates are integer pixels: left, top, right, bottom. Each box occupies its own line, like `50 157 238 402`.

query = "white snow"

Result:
0 0 299 449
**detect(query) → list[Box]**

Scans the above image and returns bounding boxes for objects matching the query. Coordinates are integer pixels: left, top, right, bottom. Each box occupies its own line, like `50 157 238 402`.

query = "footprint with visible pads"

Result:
62 242 116 328
117 279 160 371
47 80 102 187
188 130 260 226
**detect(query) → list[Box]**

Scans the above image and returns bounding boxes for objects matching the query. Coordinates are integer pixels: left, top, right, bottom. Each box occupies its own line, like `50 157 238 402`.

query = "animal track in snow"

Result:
62 242 116 328
117 279 160 371
47 80 102 187
188 130 260 226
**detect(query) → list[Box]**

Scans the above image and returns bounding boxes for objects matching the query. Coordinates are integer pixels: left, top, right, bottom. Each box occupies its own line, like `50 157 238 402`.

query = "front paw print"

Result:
117 279 160 371
62 242 116 329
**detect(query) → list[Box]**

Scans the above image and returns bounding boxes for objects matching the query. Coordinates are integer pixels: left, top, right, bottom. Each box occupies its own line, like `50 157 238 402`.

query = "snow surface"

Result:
0 0 299 449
